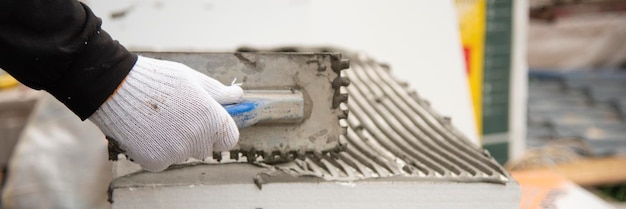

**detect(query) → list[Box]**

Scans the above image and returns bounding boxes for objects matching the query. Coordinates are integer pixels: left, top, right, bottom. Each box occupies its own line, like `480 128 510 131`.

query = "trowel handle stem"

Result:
223 90 305 129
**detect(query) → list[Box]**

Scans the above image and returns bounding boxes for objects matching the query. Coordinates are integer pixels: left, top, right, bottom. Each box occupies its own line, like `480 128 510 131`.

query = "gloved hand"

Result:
89 56 243 172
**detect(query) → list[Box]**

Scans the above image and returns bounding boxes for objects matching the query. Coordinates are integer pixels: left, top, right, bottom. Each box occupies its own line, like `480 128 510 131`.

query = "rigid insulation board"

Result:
110 49 519 209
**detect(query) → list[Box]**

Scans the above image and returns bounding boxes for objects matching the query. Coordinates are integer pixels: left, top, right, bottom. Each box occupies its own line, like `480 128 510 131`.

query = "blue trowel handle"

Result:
223 90 305 129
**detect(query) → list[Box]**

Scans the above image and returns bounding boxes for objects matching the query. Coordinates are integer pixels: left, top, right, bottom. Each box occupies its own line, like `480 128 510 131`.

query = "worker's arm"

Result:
0 0 136 119
0 0 243 172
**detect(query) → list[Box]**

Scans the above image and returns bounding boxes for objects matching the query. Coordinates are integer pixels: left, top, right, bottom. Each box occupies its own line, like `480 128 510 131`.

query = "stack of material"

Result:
512 70 626 189
110 49 519 209
527 70 626 155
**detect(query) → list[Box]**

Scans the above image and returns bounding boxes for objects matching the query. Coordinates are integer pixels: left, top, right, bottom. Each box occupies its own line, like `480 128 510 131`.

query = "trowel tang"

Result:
223 90 305 128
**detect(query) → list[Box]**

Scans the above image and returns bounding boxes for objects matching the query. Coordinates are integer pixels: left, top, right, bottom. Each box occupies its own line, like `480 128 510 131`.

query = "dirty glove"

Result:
89 56 243 172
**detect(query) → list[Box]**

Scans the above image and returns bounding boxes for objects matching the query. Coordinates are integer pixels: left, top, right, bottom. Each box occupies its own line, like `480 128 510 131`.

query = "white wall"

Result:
87 0 479 145
510 0 529 161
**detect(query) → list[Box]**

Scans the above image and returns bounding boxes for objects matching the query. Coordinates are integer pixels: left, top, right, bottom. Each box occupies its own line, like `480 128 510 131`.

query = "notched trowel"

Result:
109 52 350 163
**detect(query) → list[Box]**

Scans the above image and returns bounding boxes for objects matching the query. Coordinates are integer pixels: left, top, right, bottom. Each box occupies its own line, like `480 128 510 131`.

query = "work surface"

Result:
111 51 519 209
4 51 519 209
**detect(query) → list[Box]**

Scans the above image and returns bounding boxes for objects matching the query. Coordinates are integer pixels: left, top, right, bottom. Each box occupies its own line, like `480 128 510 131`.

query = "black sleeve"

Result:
0 0 137 120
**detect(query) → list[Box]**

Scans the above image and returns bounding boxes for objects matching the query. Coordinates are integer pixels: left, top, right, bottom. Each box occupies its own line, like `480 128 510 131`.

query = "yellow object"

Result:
0 73 19 89
455 0 486 136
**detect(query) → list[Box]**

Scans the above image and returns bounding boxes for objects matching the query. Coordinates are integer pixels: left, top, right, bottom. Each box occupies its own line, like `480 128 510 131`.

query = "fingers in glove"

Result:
196 74 244 105
211 111 240 152
138 56 244 104
188 90 240 159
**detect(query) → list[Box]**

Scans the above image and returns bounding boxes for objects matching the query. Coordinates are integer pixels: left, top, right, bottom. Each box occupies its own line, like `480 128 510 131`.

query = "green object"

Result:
483 142 508 165
598 184 626 202
482 0 513 164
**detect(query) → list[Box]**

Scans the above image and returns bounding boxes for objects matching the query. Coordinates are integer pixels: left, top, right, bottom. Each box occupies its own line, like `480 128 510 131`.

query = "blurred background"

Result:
1 0 626 208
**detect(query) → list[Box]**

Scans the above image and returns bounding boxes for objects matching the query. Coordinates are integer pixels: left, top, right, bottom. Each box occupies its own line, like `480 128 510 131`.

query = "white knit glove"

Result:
89 56 243 172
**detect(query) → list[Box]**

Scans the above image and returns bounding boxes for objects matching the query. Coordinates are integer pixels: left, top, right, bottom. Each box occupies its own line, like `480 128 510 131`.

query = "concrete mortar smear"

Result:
256 48 510 184
113 49 511 186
